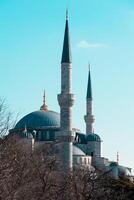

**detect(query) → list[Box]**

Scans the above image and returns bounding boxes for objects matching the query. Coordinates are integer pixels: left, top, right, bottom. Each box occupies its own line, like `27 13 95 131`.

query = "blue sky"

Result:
0 0 134 172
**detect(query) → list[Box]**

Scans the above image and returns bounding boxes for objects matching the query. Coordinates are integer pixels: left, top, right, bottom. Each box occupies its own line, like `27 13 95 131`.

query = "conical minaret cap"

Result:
86 64 92 99
61 10 72 63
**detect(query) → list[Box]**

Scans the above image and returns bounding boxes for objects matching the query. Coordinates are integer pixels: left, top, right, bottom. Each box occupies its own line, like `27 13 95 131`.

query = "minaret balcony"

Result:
84 115 95 123
58 93 75 107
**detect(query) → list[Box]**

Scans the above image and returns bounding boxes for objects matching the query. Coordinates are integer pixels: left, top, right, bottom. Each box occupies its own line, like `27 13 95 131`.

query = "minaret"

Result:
57 10 75 171
84 64 95 134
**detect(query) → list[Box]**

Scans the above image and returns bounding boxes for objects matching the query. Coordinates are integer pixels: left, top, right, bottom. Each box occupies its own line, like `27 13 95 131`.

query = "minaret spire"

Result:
61 9 72 64
66 8 68 20
40 90 48 111
57 11 75 171
84 63 95 134
87 63 92 99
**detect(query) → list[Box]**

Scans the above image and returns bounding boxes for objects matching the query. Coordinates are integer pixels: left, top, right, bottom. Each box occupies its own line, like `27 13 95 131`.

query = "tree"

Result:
0 98 18 137
0 136 62 200
0 135 134 200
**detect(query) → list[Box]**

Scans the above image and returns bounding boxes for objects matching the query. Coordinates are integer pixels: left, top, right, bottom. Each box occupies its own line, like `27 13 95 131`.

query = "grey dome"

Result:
73 145 85 156
118 166 131 176
15 110 60 130
109 163 131 177
86 133 101 142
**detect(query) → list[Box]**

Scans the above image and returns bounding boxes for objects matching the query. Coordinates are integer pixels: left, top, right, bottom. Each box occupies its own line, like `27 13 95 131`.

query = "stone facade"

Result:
84 99 94 134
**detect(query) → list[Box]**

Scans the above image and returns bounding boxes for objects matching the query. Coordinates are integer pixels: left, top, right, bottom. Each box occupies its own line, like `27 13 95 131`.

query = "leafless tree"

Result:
69 169 134 200
0 98 19 137
0 135 134 200
0 137 63 200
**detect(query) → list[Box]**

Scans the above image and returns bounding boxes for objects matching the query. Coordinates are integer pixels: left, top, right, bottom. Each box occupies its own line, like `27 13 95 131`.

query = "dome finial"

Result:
117 151 119 164
40 90 48 111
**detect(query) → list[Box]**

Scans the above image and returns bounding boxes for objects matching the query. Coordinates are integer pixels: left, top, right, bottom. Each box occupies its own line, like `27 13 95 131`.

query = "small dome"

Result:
86 133 101 142
118 166 131 177
15 110 60 130
73 145 85 156
109 163 131 177
109 162 118 167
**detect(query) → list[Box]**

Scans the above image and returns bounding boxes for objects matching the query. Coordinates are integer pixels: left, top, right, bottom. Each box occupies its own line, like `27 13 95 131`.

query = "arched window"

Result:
46 131 49 140
91 152 94 157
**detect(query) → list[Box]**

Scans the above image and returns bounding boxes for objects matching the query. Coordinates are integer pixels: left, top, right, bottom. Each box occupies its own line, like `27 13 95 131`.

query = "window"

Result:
77 157 80 164
91 152 94 157
38 131 42 140
46 131 49 140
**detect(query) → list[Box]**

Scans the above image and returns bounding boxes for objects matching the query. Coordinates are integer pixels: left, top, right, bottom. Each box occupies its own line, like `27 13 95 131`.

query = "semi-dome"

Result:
109 163 132 177
15 110 60 130
86 133 101 142
73 145 85 156
118 166 131 177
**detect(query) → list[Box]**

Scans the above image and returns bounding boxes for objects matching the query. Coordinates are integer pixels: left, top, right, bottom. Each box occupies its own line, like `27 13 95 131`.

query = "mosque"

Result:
10 12 131 179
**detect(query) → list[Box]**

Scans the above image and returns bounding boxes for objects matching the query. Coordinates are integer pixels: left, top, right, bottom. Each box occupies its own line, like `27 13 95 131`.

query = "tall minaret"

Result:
57 10 75 171
84 64 95 134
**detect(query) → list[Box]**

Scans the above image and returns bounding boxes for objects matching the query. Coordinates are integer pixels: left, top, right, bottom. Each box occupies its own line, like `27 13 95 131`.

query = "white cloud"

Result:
77 40 107 49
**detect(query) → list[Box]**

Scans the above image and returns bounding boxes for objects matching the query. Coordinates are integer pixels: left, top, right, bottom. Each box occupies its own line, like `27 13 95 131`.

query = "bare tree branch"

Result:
0 98 19 137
